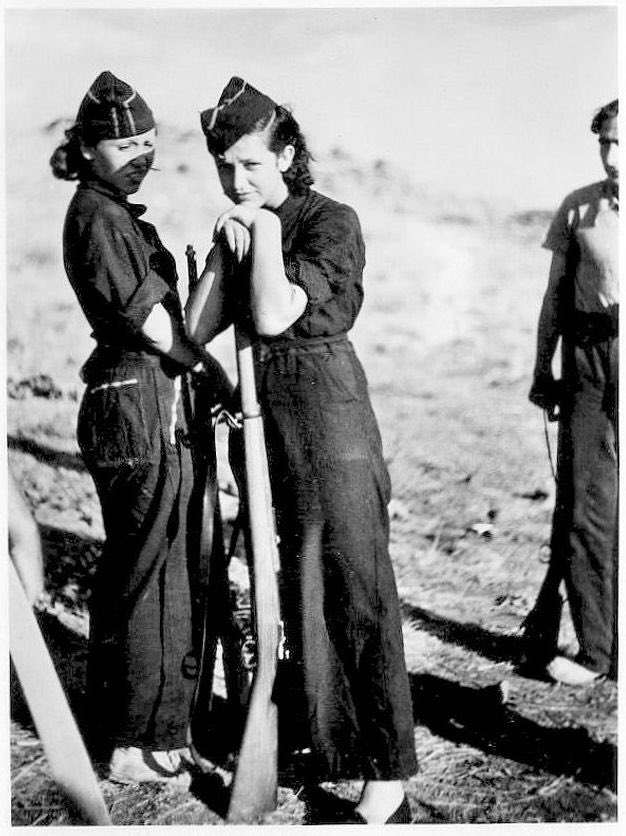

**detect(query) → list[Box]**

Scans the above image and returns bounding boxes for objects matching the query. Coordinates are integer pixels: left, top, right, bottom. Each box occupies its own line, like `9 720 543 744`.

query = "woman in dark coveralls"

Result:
50 71 229 783
186 77 417 823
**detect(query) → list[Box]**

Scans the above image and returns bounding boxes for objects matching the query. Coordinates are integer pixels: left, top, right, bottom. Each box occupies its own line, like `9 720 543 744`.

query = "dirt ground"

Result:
6 125 617 826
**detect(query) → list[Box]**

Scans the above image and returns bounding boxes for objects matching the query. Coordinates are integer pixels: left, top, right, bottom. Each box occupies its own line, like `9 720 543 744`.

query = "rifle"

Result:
227 323 283 823
520 550 564 665
181 245 219 687
8 559 111 825
183 247 248 765
521 243 579 665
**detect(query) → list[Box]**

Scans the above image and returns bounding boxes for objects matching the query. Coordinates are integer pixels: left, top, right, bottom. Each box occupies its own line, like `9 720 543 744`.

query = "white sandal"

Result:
108 746 192 785
545 656 601 686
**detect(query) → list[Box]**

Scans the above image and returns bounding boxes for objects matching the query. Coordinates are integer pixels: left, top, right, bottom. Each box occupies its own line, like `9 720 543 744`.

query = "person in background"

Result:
526 99 618 686
186 77 417 824
8 468 45 607
49 70 230 783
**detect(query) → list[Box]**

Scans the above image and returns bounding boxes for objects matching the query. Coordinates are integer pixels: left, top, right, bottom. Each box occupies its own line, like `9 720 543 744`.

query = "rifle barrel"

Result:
186 244 199 295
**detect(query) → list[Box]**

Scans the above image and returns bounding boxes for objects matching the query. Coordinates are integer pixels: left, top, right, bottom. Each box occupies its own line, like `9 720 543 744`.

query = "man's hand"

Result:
528 372 562 417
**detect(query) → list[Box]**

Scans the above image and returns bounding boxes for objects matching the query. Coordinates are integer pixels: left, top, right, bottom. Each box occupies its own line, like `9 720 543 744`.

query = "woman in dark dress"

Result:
50 70 229 783
186 77 417 823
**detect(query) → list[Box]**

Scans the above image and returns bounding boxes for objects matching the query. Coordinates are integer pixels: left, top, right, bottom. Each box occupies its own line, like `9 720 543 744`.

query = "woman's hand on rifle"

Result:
214 215 252 264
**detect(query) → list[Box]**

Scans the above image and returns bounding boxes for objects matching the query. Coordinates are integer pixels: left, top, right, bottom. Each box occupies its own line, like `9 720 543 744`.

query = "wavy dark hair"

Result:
253 104 314 195
49 124 91 181
591 99 618 134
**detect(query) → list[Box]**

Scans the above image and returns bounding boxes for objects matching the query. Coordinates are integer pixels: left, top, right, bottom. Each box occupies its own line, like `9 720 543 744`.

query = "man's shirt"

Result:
544 179 618 313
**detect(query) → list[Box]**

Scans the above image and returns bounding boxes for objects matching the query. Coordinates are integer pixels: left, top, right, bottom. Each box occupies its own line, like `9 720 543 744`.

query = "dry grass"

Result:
6 125 617 826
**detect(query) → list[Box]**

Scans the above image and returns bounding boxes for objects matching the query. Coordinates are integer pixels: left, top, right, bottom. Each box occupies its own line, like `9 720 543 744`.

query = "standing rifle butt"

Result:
226 325 282 822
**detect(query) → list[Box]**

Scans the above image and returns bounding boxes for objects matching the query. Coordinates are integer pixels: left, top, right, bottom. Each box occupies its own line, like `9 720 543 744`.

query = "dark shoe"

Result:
386 796 412 824
385 795 413 824
346 795 412 825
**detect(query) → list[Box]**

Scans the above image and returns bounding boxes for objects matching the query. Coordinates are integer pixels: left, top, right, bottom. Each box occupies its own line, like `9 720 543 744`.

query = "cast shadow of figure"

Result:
409 673 616 793
402 601 618 685
402 602 523 665
39 522 102 607
7 434 87 473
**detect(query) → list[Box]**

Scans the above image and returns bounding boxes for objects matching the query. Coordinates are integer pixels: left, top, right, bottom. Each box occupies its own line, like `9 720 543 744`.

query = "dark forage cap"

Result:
200 77 276 156
76 70 155 146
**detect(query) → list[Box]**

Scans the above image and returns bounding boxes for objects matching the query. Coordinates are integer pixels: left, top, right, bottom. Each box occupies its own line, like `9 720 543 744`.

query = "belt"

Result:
95 344 164 365
567 306 618 347
256 332 348 362
80 344 165 383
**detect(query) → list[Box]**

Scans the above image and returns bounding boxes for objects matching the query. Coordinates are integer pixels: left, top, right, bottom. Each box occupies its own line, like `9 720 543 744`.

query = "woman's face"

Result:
83 129 156 194
215 131 294 209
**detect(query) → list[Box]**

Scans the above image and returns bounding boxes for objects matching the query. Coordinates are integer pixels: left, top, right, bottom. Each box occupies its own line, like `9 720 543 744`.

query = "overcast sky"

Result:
3 2 618 209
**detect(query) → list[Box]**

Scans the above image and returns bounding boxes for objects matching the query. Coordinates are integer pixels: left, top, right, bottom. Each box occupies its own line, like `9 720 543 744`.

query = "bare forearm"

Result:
185 245 233 344
142 304 202 367
533 294 560 377
249 211 307 336
141 305 233 407
533 252 567 378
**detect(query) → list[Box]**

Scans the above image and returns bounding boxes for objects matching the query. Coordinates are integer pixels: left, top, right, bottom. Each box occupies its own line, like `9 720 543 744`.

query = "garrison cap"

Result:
76 70 155 146
200 77 276 156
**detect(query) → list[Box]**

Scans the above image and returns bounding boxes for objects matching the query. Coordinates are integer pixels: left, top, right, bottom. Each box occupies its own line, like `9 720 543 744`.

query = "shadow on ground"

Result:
11 540 616 820
40 523 102 608
402 602 523 664
8 434 86 472
409 672 616 792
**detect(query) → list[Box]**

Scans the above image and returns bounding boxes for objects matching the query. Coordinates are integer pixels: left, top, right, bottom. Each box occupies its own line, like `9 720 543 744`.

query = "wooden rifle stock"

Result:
227 325 282 823
9 559 111 825
521 552 564 663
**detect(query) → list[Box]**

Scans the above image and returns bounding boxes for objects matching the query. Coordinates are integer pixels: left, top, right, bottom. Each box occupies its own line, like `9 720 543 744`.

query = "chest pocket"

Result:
77 370 162 467
575 211 619 308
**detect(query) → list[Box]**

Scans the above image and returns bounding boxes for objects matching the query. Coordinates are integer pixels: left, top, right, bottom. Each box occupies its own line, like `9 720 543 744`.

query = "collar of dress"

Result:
601 178 619 212
81 177 148 218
